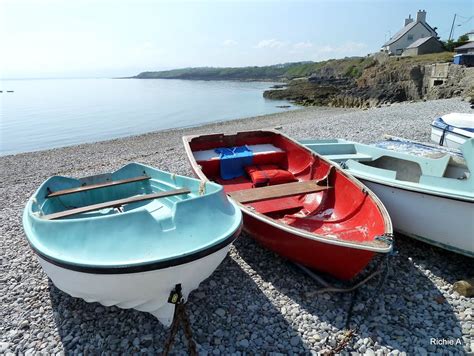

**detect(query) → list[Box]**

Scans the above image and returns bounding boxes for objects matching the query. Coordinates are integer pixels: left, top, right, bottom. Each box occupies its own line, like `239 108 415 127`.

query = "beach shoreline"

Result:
1 98 473 354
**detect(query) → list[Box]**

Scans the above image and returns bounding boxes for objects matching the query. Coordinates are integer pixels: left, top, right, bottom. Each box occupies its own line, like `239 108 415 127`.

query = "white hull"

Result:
361 180 473 257
38 246 230 327
431 126 472 149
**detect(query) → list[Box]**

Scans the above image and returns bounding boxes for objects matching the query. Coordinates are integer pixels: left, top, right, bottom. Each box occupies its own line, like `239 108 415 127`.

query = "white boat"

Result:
301 139 474 257
431 113 474 149
378 134 464 159
23 163 242 326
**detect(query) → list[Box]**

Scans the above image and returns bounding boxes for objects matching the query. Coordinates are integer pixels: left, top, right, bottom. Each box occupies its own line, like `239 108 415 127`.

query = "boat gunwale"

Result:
430 123 474 140
343 171 474 203
182 130 393 254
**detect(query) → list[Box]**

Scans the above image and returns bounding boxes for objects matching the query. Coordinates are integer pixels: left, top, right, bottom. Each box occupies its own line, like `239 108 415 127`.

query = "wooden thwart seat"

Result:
229 180 331 204
43 188 190 220
46 176 151 198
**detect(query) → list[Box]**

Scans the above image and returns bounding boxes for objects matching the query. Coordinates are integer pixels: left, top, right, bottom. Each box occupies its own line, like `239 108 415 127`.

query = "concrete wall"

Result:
424 63 474 99
386 22 437 55
402 47 419 56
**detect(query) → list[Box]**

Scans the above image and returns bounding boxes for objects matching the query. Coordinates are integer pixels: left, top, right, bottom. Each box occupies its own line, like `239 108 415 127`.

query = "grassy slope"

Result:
134 57 375 81
380 52 454 69
135 64 298 81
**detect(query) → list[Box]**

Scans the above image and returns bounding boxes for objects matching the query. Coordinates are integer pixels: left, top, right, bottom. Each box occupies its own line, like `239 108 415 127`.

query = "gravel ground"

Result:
1 98 473 355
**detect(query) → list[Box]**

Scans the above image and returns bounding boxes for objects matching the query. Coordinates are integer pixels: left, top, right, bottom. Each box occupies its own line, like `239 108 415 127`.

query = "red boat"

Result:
183 130 393 280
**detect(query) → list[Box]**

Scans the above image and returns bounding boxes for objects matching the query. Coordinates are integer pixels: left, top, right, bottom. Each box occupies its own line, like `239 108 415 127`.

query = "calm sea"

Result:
0 78 295 156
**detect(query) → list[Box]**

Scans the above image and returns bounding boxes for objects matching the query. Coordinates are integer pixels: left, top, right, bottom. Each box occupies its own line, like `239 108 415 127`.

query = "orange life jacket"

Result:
245 165 297 187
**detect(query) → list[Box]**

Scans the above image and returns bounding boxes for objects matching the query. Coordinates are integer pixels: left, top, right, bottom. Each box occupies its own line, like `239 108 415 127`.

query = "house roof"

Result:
383 21 437 47
455 42 474 50
466 30 474 35
406 36 437 48
383 22 417 46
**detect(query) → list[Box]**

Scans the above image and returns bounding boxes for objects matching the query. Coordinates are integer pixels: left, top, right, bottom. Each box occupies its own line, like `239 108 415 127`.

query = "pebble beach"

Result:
1 98 473 355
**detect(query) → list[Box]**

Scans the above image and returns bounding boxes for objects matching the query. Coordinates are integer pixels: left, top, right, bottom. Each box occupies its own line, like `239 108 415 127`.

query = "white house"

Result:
466 30 474 42
455 42 474 55
382 10 438 55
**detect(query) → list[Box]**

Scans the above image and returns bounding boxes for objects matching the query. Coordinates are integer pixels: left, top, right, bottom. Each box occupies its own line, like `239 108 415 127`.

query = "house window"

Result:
407 35 414 41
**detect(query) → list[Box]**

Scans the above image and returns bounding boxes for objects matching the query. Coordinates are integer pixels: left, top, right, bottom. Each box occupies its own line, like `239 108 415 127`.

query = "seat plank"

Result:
229 181 331 204
43 188 190 220
46 176 151 198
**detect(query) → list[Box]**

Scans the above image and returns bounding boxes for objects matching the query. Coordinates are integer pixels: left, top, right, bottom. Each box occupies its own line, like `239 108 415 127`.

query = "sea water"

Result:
0 78 294 155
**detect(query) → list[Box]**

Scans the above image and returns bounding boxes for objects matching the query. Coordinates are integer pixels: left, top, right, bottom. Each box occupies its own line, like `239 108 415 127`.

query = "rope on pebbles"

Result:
296 254 393 354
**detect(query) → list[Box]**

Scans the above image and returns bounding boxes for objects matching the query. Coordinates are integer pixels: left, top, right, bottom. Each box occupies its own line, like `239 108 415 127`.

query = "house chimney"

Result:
416 10 426 23
405 14 413 26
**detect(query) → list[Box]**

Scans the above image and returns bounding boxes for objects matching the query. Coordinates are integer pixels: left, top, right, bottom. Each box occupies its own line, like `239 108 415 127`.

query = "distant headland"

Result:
133 52 474 109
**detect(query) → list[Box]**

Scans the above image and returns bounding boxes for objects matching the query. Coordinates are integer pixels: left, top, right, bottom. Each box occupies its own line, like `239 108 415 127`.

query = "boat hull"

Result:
431 113 474 149
241 211 376 280
431 125 471 149
23 163 243 326
361 179 473 258
38 245 232 327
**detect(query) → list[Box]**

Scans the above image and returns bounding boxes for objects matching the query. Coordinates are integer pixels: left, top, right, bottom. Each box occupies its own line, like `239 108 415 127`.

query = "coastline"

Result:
1 98 473 354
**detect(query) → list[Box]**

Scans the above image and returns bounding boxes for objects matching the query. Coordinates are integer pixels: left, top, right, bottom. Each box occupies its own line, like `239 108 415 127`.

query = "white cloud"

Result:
255 39 287 49
222 39 238 46
316 42 367 55
293 41 313 50
339 41 368 52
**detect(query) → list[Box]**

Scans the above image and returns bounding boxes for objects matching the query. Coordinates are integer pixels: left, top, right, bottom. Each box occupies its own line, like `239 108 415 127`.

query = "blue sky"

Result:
1 0 472 78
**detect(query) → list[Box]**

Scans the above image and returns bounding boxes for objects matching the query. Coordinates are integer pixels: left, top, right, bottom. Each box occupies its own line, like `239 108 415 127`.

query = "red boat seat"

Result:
245 164 297 187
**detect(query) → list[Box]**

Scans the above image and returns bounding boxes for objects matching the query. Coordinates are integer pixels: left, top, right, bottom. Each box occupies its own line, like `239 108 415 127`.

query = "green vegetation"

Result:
135 63 304 81
442 34 469 52
134 57 379 81
386 52 453 67
285 57 376 79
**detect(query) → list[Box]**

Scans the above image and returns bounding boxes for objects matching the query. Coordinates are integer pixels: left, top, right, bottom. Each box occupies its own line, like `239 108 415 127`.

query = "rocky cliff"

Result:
263 52 474 108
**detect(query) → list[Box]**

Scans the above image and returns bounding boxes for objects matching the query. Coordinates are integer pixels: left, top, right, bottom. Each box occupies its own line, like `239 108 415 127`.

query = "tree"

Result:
458 34 469 43
442 34 470 52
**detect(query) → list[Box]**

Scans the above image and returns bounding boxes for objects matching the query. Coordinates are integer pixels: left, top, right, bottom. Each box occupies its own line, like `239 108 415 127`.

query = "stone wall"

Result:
425 64 474 100
330 61 474 108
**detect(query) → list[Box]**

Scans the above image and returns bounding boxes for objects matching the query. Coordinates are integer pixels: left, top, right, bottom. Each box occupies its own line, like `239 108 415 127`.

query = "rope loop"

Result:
198 181 206 196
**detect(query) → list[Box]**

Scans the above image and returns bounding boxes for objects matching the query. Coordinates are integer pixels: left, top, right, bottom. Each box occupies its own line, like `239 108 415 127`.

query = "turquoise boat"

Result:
301 138 474 257
23 163 242 326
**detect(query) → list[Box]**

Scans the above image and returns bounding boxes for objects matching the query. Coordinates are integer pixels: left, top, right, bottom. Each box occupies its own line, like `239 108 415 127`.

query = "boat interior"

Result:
303 139 472 184
34 164 199 221
188 131 386 244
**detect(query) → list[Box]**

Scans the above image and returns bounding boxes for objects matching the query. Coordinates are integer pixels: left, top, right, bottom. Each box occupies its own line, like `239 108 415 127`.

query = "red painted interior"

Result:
188 131 388 280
